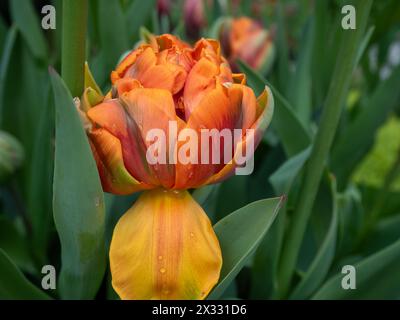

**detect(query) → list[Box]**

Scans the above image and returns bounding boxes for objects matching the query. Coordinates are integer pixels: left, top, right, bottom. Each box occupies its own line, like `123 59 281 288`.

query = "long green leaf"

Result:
0 249 50 300
312 238 400 299
126 0 157 41
290 175 338 299
98 0 129 70
10 0 48 61
207 197 284 299
0 26 17 127
51 70 106 299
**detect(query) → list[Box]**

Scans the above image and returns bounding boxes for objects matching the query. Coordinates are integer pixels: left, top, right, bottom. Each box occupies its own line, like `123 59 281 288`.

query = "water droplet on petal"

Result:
160 268 166 274
158 255 163 260
190 232 194 237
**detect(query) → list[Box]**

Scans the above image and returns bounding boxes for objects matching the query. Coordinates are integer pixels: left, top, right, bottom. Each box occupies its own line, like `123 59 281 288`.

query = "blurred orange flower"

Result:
220 17 275 73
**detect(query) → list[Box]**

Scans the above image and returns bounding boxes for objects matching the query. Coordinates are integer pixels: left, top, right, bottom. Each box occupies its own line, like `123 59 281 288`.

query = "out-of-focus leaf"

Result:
0 249 50 299
27 91 54 263
51 70 106 299
0 26 17 126
126 0 157 41
238 61 311 157
0 217 34 273
10 0 48 61
361 214 400 255
313 238 400 299
98 0 129 71
332 65 400 186
270 147 312 194
0 16 7 55
215 175 249 222
276 2 290 94
289 19 314 125
207 197 284 299
311 0 331 106
290 175 338 299
336 185 364 257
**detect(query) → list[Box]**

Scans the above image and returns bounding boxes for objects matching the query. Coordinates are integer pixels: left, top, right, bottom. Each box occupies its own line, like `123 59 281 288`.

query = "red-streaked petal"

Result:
121 88 180 188
89 128 151 194
87 99 157 186
204 85 274 185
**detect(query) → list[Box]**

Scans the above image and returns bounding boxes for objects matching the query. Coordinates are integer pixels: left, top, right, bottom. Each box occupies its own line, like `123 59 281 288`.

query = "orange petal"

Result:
89 128 150 194
124 47 187 95
87 99 157 186
205 85 274 185
111 46 147 84
176 84 243 188
183 57 219 118
121 88 180 188
110 189 222 300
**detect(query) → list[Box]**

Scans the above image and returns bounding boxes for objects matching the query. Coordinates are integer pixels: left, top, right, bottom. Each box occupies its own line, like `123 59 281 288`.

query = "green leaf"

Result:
27 91 54 263
126 0 157 41
0 26 17 126
51 70 106 299
312 238 400 299
332 65 400 185
98 0 129 71
288 19 314 125
238 60 311 157
207 197 284 299
270 147 312 194
275 1 290 94
0 249 50 299
361 213 400 255
290 175 338 299
10 0 48 61
0 217 34 273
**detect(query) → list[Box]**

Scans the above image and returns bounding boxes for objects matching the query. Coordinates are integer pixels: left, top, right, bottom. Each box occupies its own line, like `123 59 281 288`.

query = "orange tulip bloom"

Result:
81 34 274 300
220 17 275 72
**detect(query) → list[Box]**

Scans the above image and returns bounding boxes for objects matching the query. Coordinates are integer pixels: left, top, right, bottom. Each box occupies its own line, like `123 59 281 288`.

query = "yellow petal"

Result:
110 189 222 300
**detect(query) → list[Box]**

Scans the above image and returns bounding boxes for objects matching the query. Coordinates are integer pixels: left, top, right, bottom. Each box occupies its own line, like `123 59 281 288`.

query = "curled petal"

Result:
110 189 222 300
124 47 187 95
87 99 157 186
176 84 244 188
205 85 274 185
89 128 150 194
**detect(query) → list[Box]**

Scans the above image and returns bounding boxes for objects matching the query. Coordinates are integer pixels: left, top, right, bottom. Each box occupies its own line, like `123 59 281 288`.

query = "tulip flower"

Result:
80 34 274 300
219 17 275 73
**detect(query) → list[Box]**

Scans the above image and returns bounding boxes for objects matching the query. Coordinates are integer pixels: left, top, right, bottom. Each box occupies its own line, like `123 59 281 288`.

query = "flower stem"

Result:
61 0 88 97
277 0 372 298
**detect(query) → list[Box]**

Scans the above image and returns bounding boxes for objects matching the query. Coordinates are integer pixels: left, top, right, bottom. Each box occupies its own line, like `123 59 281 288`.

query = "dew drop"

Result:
94 197 100 207
190 232 194 238
160 268 166 274
158 255 163 260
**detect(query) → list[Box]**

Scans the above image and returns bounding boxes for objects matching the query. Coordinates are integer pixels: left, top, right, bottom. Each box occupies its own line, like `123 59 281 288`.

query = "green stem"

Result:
277 0 372 298
61 0 88 97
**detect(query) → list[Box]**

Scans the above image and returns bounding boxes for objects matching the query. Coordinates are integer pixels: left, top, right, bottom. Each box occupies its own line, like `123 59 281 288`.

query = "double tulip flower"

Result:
80 34 274 299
